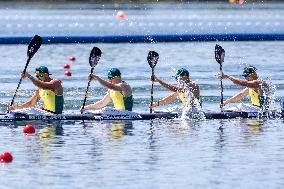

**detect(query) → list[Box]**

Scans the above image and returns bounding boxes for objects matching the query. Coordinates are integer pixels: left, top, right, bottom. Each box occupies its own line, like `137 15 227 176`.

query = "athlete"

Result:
80 68 133 112
8 66 64 114
218 65 269 110
149 68 201 109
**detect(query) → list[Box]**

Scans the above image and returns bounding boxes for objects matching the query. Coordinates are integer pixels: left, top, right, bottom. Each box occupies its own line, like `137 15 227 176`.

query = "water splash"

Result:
176 79 205 120
259 77 282 118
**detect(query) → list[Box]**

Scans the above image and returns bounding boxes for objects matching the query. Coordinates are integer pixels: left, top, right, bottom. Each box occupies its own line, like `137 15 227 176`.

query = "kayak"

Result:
0 111 178 122
0 109 282 122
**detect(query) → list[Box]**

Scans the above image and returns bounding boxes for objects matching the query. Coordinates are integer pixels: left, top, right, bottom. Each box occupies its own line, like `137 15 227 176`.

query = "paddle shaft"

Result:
220 63 224 111
81 67 94 114
150 68 154 113
8 57 31 112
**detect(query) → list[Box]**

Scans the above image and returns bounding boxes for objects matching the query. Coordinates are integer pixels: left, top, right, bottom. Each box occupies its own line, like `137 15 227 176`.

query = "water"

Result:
1 2 284 38
0 41 283 112
1 3 284 189
0 40 284 189
1 119 284 188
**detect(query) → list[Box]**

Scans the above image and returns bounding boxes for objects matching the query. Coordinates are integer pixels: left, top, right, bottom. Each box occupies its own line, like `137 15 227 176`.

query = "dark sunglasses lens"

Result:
36 74 43 79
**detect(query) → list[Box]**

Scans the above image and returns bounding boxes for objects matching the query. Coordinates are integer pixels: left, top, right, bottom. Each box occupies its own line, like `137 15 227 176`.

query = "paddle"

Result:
147 51 159 113
81 47 102 114
215 44 225 111
8 35 42 113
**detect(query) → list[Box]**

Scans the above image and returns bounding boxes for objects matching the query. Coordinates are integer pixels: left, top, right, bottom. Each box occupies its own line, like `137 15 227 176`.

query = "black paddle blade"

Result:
215 44 225 64
27 35 42 58
147 51 159 69
89 47 102 67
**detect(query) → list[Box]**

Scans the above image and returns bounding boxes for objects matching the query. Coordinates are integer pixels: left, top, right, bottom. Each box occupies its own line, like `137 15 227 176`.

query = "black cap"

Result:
176 68 189 78
108 68 121 79
242 66 257 77
36 66 51 75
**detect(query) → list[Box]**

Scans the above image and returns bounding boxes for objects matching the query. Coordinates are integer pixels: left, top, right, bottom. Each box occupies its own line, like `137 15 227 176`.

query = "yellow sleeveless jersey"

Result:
248 88 265 107
39 89 64 114
178 92 201 107
109 90 133 111
178 92 186 107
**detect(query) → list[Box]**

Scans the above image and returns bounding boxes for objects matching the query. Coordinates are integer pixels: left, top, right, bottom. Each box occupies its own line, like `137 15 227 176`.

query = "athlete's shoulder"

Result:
120 81 131 87
187 80 198 87
50 79 62 84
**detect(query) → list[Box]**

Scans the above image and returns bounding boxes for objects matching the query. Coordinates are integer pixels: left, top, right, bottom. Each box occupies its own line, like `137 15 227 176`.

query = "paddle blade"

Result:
147 51 159 69
89 47 102 67
27 35 42 58
215 44 225 64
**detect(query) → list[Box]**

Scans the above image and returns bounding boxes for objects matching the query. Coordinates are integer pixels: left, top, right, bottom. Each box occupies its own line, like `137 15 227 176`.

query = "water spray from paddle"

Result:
176 78 204 120
259 76 279 116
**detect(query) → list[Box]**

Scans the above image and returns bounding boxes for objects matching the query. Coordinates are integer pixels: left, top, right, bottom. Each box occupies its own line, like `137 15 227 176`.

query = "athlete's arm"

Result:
119 82 132 97
154 76 179 92
220 73 260 88
222 88 249 107
92 75 123 91
25 72 58 91
8 89 40 111
149 92 178 108
80 93 111 112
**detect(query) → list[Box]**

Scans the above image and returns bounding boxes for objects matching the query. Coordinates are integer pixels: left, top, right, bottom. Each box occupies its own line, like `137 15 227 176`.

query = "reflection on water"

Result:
1 118 284 188
38 124 64 141
214 119 265 152
110 120 133 139
82 120 134 140
234 119 264 141
19 123 65 163
216 119 226 148
173 119 202 135
242 119 263 133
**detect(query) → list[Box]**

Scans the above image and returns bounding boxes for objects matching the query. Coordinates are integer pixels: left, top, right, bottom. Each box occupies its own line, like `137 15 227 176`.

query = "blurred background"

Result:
1 2 284 189
0 0 284 43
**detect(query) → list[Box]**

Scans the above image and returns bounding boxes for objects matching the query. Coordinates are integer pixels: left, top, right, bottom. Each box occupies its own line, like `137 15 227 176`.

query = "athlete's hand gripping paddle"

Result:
147 51 159 113
215 44 225 111
8 35 42 113
81 47 102 114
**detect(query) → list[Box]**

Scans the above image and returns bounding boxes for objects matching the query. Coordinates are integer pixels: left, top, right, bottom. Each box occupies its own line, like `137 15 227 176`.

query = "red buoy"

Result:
117 11 125 20
64 64 71 69
23 124 36 134
69 56 76 61
0 152 13 163
64 71 72 77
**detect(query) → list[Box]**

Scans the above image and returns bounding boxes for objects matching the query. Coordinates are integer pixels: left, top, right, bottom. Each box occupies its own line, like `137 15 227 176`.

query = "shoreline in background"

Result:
0 1 284 9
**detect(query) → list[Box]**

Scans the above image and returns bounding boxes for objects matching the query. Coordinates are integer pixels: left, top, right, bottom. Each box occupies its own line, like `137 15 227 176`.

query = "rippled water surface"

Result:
1 3 284 189
0 40 284 189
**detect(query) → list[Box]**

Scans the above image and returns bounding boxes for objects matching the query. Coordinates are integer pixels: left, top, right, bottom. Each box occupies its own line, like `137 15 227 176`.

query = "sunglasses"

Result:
175 75 187 80
244 73 253 78
35 71 44 79
108 76 119 80
36 74 44 79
